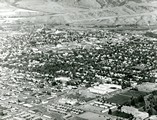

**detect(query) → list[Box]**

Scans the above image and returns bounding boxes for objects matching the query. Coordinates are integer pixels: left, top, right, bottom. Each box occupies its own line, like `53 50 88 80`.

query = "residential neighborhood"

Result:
0 0 157 120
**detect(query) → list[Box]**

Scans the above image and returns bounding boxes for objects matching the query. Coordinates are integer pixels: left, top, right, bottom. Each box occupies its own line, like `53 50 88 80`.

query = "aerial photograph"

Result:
0 0 157 120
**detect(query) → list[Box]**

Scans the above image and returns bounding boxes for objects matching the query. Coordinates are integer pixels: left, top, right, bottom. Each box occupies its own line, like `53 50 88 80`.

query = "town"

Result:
0 26 157 120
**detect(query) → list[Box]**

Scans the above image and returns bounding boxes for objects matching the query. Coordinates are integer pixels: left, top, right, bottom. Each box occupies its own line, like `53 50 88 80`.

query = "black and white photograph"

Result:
0 0 157 120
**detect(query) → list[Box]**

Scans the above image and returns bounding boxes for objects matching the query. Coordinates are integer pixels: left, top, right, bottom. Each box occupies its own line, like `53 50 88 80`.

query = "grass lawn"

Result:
106 94 130 105
79 104 104 114
79 112 116 120
106 90 147 106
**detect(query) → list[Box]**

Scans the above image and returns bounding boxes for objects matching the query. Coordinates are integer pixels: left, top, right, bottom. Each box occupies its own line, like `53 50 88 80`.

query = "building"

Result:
121 106 149 120
59 98 78 105
137 82 157 92
88 83 121 95
55 77 71 82
147 115 157 120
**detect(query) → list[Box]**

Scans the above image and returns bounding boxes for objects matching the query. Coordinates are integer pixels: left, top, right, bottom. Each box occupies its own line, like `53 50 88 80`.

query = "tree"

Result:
148 108 153 116
38 83 44 88
108 109 112 115
46 91 51 95
121 81 126 89
85 83 91 88
154 104 157 111
35 118 43 120
51 81 57 86
131 99 136 106
143 106 146 111
117 105 123 111
152 90 157 95
0 111 5 116
138 95 144 102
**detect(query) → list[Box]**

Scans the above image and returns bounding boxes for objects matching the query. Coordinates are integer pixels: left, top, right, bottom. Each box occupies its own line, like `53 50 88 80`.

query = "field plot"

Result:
106 90 147 105
106 94 130 105
122 90 147 98
79 104 103 114
78 112 118 120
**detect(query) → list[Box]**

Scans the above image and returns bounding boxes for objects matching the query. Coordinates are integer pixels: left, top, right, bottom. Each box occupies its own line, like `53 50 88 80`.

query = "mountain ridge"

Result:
1 0 157 27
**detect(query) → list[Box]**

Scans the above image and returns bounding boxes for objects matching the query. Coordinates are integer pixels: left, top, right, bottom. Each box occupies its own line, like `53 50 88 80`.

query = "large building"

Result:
122 106 149 120
88 84 121 95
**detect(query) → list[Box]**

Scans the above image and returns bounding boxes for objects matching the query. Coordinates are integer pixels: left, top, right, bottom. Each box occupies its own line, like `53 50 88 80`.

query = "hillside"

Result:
1 0 157 27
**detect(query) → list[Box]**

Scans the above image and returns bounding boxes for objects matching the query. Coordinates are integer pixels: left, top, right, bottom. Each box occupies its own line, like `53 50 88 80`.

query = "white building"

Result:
55 77 71 82
121 106 149 120
148 115 157 120
58 98 78 105
88 83 121 95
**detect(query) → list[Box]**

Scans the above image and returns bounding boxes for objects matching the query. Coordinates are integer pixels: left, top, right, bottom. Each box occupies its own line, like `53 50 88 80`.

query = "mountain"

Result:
5 0 157 8
1 0 157 27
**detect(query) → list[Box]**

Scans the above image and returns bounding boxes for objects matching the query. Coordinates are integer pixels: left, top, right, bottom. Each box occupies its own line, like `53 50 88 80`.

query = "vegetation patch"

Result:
112 110 133 119
121 90 147 98
106 94 130 105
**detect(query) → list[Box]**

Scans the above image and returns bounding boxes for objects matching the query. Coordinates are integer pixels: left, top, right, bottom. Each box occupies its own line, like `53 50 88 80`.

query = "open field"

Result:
78 112 118 120
106 94 130 105
79 104 104 114
106 90 147 105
